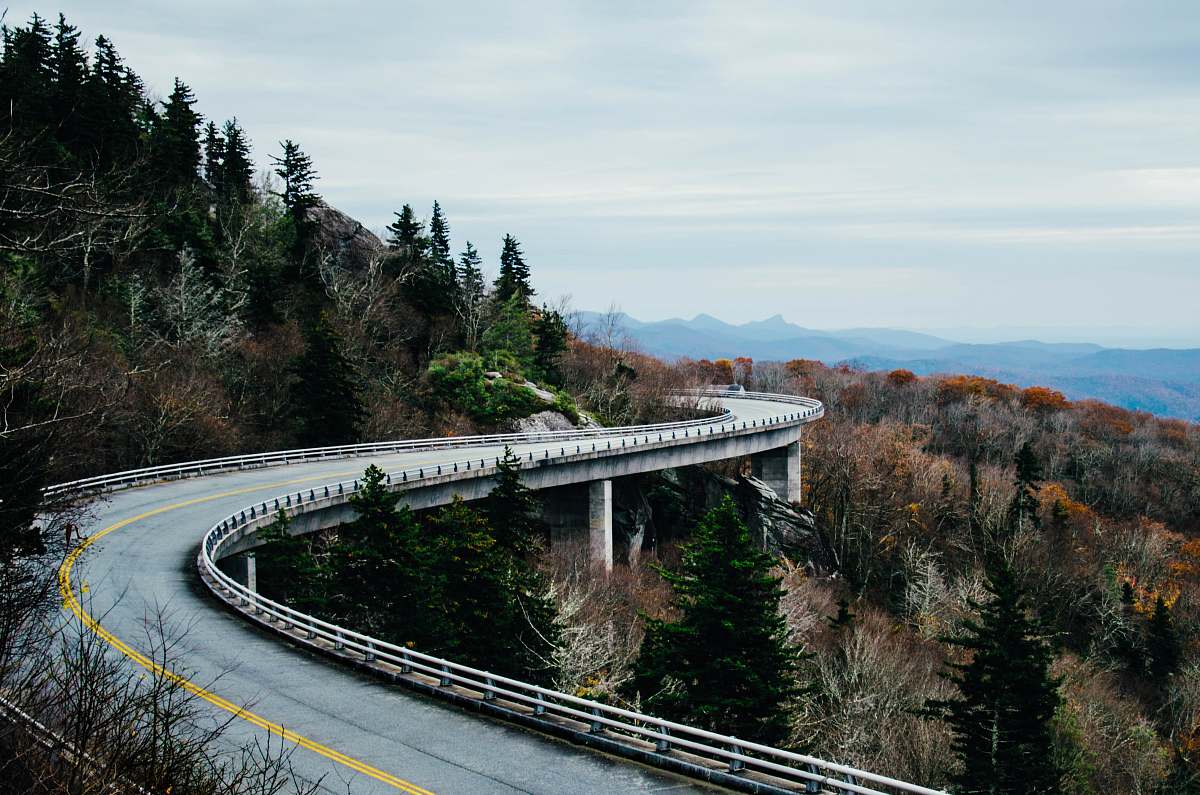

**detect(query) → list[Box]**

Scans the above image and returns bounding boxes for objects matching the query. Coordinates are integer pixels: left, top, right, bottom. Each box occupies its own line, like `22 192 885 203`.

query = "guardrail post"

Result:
334 632 344 651
655 727 671 753
589 708 603 733
484 677 496 700
804 764 823 793
727 742 745 772
439 665 452 687
533 693 546 715
400 650 413 674
364 642 375 662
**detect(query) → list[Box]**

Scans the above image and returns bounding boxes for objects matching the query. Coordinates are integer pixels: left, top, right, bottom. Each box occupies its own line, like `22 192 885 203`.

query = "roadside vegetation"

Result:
3 11 1200 794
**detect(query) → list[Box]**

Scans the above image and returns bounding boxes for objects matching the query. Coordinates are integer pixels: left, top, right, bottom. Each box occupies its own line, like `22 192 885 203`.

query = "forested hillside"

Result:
4 11 1200 795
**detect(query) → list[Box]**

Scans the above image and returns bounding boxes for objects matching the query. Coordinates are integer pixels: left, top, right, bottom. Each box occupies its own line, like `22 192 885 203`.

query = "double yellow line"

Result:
58 474 434 795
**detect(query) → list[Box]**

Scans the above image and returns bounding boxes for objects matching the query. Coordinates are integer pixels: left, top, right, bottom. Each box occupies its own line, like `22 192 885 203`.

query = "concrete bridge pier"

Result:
540 480 613 571
751 439 801 504
219 552 257 592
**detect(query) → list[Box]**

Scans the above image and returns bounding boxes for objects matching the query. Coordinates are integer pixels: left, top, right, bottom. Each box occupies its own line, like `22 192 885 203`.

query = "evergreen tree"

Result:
1009 441 1043 534
336 465 446 647
428 201 455 277
220 118 254 205
50 13 88 150
151 78 202 190
84 34 143 166
532 307 569 386
385 204 427 262
271 139 320 228
627 496 804 746
494 234 533 305
287 316 365 447
254 510 329 615
1147 595 1181 681
481 295 535 373
454 241 487 348
429 497 559 682
923 557 1062 794
0 14 53 131
202 121 225 192
483 446 545 557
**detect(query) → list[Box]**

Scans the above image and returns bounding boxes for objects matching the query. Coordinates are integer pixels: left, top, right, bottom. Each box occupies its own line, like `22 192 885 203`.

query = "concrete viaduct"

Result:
54 390 947 795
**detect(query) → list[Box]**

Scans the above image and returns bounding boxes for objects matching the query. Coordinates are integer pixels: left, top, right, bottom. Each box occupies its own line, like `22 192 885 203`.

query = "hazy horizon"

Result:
14 2 1200 341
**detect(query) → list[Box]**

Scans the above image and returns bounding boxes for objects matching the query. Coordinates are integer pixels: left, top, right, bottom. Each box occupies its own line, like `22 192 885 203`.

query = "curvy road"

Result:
63 394 833 794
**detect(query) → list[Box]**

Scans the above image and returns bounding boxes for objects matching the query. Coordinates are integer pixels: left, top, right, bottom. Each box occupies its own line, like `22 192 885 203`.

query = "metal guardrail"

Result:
45 395 754 499
190 391 943 794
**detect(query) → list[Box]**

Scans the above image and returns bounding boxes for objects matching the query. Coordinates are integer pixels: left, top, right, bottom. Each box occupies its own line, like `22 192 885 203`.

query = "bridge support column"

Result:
751 439 801 504
540 480 613 572
221 552 257 592
588 480 613 572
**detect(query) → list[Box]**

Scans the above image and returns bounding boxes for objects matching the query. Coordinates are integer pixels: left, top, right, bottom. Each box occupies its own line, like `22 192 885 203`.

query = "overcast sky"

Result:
13 2 1200 344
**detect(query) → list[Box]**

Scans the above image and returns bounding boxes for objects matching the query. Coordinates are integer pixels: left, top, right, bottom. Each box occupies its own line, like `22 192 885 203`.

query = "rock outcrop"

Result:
612 465 825 569
305 201 385 270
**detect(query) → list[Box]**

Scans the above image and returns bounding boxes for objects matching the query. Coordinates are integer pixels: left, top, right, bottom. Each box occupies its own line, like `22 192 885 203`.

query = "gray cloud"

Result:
13 1 1200 342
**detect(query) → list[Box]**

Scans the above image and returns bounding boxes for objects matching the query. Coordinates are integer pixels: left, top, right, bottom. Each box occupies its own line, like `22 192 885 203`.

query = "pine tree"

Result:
152 78 203 190
84 35 143 166
494 234 533 305
385 204 427 261
220 118 254 205
428 201 456 285
924 557 1062 794
271 139 320 228
628 496 804 746
454 241 488 348
288 316 365 447
202 121 225 192
50 13 88 151
483 446 546 557
429 497 559 682
532 307 569 386
336 465 446 647
1147 595 1181 681
1009 441 1043 534
255 510 330 615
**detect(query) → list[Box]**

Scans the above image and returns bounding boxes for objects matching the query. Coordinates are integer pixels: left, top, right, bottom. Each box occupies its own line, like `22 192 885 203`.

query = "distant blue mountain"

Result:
573 311 1200 420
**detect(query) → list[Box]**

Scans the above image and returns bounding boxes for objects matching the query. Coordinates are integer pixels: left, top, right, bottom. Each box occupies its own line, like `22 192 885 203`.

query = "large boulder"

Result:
304 201 385 270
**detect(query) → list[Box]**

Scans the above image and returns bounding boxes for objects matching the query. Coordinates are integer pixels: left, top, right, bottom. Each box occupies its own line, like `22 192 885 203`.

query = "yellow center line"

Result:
58 469 436 795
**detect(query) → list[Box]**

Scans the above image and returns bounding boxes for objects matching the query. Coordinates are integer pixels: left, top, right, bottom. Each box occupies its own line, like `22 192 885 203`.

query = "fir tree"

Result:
428 200 457 286
202 121 225 192
483 446 545 557
271 139 320 229
84 34 142 166
494 234 533 305
337 465 446 647
1009 441 1043 534
628 496 804 746
288 316 365 447
220 118 254 205
1147 595 1181 681
385 204 427 262
50 13 88 150
151 78 202 190
428 497 559 683
454 241 487 348
532 307 569 386
923 557 1062 794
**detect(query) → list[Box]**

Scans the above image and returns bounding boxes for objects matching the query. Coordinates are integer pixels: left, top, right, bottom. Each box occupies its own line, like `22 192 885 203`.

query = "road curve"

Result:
66 395 814 795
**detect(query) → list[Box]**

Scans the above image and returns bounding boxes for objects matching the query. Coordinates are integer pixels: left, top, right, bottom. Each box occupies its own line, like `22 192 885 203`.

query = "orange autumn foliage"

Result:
1021 386 1070 413
935 374 1019 405
887 368 918 386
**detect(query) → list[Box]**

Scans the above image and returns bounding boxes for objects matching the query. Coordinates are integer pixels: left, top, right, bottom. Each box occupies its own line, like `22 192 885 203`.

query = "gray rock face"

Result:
305 202 385 269
611 465 823 568
510 410 577 434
